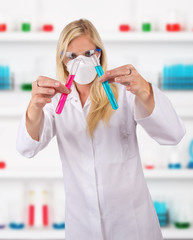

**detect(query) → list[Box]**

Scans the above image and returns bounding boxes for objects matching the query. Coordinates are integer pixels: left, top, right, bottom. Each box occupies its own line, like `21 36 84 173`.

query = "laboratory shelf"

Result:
161 226 193 239
163 91 193 118
0 168 193 180
0 228 65 239
0 226 193 240
0 91 31 117
144 169 193 179
1 32 193 42
0 167 63 179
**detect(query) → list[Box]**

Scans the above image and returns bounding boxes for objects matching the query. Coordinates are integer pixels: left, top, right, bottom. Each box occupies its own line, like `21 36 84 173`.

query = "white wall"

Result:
1 0 193 32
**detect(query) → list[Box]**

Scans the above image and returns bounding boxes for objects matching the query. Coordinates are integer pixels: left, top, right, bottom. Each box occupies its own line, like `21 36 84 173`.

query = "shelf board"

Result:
0 226 192 239
0 168 193 180
163 91 193 118
1 32 193 42
0 91 31 117
161 226 193 239
144 169 193 179
0 228 65 239
0 167 63 179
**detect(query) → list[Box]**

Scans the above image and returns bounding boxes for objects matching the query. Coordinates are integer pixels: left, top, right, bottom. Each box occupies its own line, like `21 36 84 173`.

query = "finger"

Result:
99 78 115 84
36 77 71 94
99 65 133 82
125 82 138 93
32 95 52 107
114 75 132 86
33 87 56 96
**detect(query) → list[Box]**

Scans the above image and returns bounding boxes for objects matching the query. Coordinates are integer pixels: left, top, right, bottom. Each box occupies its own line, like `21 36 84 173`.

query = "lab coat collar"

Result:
67 84 79 101
68 84 91 110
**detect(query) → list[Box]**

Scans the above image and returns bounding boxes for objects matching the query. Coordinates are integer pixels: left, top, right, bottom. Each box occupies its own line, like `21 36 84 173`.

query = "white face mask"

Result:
66 55 97 85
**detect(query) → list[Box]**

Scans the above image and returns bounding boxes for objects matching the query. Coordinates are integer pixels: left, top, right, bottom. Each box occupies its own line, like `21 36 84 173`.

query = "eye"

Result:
66 52 77 59
70 53 77 59
85 50 94 57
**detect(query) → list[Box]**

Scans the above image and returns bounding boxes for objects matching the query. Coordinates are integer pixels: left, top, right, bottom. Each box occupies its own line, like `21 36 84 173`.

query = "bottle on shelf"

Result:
0 13 7 32
154 201 168 227
142 22 151 32
174 201 191 229
0 161 6 169
42 190 49 227
168 151 181 169
119 24 131 32
20 16 32 32
0 199 7 229
143 150 155 170
9 199 25 229
0 64 11 90
187 139 193 168
28 191 35 227
165 10 182 32
141 16 152 32
162 63 193 90
52 196 65 230
42 24 54 32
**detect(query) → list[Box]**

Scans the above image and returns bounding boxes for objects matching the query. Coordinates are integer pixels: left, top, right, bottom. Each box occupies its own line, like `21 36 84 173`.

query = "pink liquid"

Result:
42 205 49 226
55 75 75 114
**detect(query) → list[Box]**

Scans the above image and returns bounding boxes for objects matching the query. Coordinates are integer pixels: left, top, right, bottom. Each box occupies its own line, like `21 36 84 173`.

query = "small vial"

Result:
28 191 35 227
42 191 49 227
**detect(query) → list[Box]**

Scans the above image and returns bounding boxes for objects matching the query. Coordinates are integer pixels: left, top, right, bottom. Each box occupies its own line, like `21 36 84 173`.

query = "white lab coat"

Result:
17 84 185 240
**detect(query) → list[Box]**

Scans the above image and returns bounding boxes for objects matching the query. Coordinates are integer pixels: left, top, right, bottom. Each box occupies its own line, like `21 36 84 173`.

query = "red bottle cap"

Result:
0 24 7 32
0 162 6 169
42 24 54 32
119 24 130 32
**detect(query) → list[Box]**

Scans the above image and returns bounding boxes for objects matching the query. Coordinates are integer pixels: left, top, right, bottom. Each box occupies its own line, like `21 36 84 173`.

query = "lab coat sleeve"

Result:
133 84 186 145
16 102 56 158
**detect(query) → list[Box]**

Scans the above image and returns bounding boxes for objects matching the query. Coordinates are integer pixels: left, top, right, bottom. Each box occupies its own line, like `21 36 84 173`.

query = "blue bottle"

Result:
187 139 193 168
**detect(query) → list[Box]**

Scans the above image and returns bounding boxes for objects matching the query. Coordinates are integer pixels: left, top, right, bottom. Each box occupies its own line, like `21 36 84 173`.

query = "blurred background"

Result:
0 0 193 239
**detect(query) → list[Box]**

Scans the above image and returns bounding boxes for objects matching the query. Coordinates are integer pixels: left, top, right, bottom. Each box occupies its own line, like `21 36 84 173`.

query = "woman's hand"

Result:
99 64 155 115
30 76 71 110
26 76 71 141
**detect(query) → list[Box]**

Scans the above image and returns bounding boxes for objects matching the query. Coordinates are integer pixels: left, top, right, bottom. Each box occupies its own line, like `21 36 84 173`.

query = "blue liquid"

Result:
168 163 181 169
52 223 65 229
9 223 25 229
95 66 118 110
187 139 193 168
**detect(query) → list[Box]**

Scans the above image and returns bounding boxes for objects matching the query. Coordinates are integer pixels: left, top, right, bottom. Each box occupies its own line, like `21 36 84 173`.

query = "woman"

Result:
17 19 185 240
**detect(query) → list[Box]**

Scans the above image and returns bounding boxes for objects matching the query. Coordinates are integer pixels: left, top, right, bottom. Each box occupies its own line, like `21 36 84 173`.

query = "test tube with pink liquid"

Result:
55 59 81 114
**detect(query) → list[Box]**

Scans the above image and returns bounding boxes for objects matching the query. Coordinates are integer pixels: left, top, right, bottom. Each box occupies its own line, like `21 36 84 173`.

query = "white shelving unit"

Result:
1 168 193 180
1 32 193 42
0 229 65 240
0 31 193 240
0 226 193 240
144 169 193 179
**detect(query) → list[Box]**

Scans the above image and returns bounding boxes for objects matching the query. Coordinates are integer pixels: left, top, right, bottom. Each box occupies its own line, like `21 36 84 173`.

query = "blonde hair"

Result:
56 19 118 137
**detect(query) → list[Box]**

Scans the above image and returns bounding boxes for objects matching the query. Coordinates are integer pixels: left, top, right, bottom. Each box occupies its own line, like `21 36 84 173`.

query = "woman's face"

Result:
64 34 99 65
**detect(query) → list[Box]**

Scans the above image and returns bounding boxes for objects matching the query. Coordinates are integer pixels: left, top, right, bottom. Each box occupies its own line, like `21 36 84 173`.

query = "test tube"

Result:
55 58 81 114
91 54 118 110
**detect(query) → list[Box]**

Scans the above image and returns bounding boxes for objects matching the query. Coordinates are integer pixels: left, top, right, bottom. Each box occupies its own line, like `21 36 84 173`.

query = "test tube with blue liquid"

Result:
91 49 118 110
